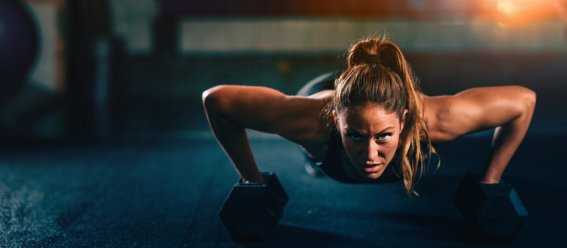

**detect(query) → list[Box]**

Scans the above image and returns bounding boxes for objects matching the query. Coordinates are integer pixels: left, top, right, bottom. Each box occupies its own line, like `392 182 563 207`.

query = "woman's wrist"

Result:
479 177 500 184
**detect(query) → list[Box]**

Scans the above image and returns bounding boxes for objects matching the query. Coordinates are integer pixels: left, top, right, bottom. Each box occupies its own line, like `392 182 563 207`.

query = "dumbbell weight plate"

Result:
219 172 288 242
454 173 528 241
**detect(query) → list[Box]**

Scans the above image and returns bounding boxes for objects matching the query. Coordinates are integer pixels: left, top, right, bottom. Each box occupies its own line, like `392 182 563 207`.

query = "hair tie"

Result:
367 54 381 65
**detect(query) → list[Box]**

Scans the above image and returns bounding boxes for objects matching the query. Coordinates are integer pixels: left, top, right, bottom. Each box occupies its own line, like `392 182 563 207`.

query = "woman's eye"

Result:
348 133 362 142
376 133 392 141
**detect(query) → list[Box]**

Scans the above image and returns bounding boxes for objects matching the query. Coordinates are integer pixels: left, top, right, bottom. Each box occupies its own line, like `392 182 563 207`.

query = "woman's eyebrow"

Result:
345 127 363 134
376 127 394 133
346 126 394 135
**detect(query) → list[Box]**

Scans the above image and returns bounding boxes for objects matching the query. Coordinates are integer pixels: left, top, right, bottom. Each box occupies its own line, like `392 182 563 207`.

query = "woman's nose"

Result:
365 140 380 161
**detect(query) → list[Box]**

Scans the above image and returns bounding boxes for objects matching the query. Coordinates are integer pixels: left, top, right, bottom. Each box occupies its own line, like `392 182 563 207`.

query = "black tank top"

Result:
318 130 401 184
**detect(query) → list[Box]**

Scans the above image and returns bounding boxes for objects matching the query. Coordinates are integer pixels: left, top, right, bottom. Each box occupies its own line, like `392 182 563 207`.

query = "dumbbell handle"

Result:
239 178 263 185
239 172 275 185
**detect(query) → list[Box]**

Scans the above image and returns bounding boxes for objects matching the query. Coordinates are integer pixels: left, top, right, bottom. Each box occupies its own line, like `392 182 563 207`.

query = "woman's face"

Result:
334 104 405 181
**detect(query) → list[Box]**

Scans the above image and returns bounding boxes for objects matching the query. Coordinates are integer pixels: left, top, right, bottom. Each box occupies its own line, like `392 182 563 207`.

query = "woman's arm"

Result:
425 86 537 184
202 85 328 183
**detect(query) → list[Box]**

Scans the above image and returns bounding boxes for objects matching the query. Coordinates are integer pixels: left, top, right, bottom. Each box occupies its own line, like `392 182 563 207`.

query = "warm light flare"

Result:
482 0 560 24
497 0 519 15
556 0 567 22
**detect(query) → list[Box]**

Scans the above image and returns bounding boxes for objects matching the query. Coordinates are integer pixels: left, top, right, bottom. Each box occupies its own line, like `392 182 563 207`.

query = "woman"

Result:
202 36 536 194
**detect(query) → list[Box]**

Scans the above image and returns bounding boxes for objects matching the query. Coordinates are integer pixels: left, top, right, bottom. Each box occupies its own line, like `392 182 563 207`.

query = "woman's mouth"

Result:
363 163 383 173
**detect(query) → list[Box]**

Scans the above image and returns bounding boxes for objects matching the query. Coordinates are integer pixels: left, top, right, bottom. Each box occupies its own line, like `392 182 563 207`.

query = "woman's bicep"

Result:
456 86 535 128
445 86 535 135
203 85 317 139
427 86 536 141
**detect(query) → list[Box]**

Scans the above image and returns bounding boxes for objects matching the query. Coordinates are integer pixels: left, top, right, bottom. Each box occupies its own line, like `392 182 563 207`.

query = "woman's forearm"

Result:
481 93 536 184
202 92 264 184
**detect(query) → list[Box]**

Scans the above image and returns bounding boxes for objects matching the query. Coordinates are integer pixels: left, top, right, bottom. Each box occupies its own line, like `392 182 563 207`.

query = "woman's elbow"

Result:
511 86 537 118
518 86 537 113
202 85 229 110
526 87 537 109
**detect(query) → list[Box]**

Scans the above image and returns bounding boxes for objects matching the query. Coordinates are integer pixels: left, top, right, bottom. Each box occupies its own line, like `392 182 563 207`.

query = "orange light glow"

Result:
497 0 519 15
482 0 559 24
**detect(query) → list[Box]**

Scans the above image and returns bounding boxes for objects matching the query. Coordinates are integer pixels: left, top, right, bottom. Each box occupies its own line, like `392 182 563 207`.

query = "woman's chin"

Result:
358 167 385 180
366 171 384 180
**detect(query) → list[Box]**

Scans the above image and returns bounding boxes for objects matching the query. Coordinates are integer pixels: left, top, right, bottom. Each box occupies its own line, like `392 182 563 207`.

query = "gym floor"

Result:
1 132 565 247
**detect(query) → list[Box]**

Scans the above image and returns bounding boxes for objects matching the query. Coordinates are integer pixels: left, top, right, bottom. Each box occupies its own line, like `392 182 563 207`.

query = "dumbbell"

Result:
454 173 528 241
219 172 288 242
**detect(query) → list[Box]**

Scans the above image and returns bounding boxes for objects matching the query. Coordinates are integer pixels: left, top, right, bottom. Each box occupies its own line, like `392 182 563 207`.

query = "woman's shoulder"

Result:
292 93 335 161
420 92 479 143
295 124 333 161
274 90 334 147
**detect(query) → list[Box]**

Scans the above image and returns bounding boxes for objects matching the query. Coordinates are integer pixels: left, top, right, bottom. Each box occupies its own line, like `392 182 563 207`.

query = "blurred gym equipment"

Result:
0 0 40 104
